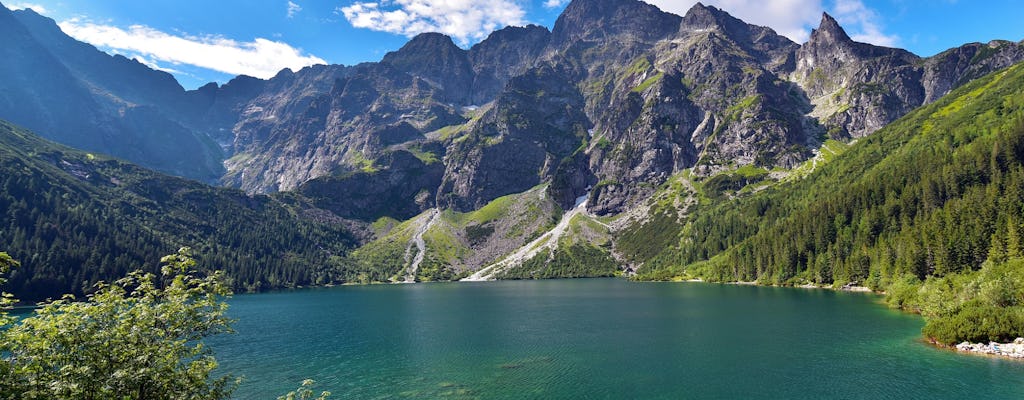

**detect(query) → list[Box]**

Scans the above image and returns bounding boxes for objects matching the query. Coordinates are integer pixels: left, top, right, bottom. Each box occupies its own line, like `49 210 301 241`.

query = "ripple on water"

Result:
210 280 1024 399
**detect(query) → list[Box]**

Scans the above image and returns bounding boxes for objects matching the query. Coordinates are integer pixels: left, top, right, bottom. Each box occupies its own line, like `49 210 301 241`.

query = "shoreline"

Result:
666 277 879 294
951 338 1024 359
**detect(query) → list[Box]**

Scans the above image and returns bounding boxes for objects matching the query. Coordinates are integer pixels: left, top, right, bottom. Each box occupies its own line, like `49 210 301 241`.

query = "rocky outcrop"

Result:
792 13 923 139
468 25 551 104
922 40 1024 103
221 28 556 196
223 62 462 193
955 338 1024 359
792 14 1024 140
297 150 445 221
382 33 474 103
437 64 588 211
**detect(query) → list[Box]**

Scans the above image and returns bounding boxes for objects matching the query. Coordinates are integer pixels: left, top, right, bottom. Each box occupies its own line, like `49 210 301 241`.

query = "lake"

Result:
209 279 1024 399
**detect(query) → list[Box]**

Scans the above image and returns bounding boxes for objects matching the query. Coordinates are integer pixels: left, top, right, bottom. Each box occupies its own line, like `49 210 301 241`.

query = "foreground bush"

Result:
0 248 236 400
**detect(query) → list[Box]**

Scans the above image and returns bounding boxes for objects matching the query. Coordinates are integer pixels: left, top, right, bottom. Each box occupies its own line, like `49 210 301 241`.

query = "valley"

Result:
2 0 1024 362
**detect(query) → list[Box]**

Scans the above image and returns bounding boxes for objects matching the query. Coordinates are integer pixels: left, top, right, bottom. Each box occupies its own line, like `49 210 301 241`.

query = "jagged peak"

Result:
400 32 460 51
382 32 467 66
681 2 740 32
809 12 852 44
471 24 550 50
684 2 713 18
551 0 680 47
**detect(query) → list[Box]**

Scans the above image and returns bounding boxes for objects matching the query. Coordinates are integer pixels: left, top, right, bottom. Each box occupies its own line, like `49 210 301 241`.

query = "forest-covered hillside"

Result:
626 62 1024 344
0 120 356 301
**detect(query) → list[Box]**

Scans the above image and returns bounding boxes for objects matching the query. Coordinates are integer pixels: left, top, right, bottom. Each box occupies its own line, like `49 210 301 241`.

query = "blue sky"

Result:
6 0 1023 90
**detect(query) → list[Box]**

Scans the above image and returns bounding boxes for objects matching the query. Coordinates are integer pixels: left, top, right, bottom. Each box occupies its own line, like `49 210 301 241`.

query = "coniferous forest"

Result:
0 120 358 301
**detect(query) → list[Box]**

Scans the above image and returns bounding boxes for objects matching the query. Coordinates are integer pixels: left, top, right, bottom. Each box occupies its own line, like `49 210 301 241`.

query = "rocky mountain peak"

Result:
467 24 551 103
809 12 853 46
381 32 472 102
385 32 463 59
550 0 680 48
677 2 796 66
680 2 723 30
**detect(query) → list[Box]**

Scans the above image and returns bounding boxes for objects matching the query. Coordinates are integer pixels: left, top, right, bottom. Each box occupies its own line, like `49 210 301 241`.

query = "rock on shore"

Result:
955 338 1024 359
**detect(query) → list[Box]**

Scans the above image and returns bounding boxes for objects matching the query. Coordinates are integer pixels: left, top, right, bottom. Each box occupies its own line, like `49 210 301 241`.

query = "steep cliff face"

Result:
573 5 1024 214
922 40 1024 103
220 63 432 194
438 64 589 211
792 13 924 139
468 25 551 104
562 3 811 214
220 28 555 195
381 33 475 103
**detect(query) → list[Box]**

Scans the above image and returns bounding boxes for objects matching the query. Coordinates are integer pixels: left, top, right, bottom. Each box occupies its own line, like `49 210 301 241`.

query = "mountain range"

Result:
1 0 1024 298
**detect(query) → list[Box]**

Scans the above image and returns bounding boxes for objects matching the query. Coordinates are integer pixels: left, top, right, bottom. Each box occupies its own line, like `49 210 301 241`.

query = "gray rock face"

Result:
792 14 1024 140
437 64 589 211
2 0 1023 223
219 63 457 193
792 13 923 139
382 33 474 103
579 7 1024 213
922 40 1024 103
219 28 551 196
468 25 551 104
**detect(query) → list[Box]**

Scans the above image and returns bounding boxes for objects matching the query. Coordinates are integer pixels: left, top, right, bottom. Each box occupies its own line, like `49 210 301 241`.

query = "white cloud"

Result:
287 1 302 18
642 0 898 47
6 2 48 14
338 0 526 45
831 0 899 47
57 19 327 79
543 0 570 8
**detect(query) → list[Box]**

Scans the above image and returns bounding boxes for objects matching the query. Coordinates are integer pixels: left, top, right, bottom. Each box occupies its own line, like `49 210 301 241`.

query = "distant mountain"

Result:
0 5 223 181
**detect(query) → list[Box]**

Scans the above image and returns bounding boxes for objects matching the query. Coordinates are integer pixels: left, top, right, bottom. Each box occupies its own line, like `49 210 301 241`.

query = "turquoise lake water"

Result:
209 279 1024 399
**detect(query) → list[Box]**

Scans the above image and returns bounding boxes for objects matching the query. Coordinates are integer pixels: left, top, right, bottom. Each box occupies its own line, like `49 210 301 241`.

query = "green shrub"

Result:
922 301 1024 345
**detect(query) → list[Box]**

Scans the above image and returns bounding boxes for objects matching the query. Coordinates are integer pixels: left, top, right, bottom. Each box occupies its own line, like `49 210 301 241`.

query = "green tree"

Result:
0 252 20 383
0 252 17 321
0 247 237 400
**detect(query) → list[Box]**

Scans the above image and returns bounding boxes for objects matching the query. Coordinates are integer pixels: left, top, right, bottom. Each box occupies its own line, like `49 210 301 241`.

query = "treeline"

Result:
0 121 357 301
632 62 1024 291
